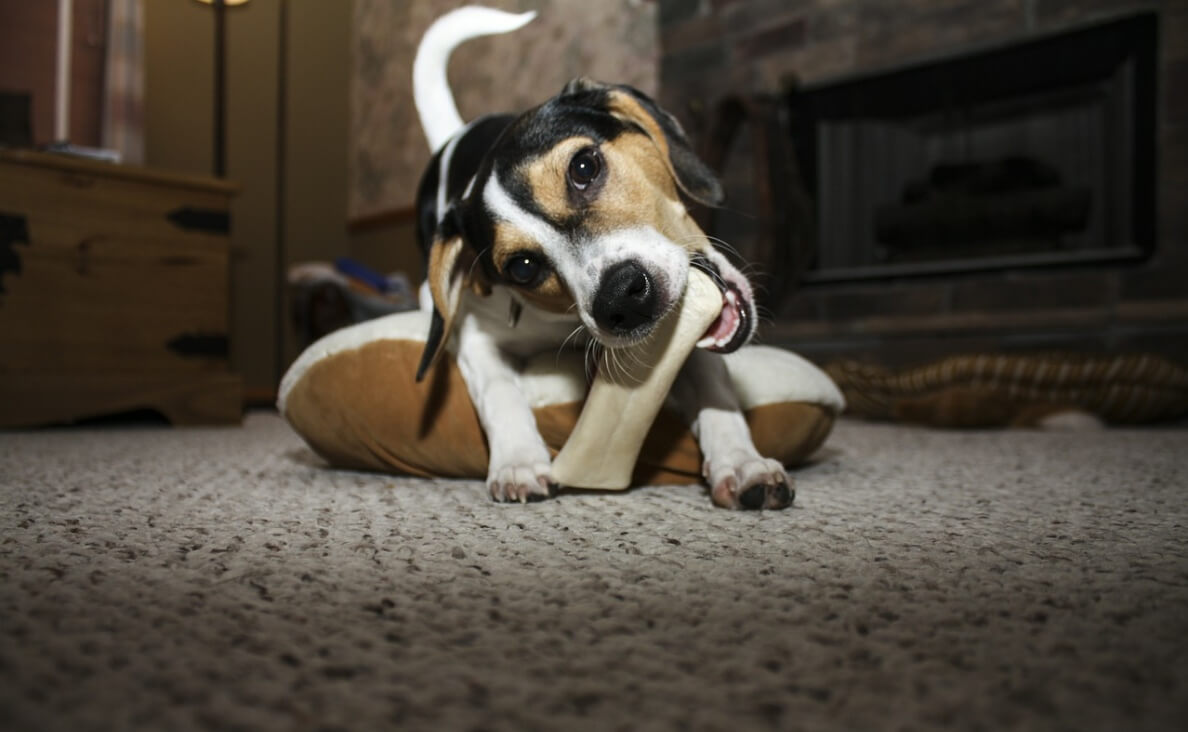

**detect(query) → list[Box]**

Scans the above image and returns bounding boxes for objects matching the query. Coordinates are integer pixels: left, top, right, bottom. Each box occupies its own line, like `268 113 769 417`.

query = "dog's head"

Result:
419 79 756 378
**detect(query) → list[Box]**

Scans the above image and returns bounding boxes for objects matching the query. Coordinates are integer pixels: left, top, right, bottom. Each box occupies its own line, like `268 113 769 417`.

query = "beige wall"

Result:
145 0 351 399
348 219 423 285
228 0 282 399
279 0 352 374
350 0 659 219
145 1 216 176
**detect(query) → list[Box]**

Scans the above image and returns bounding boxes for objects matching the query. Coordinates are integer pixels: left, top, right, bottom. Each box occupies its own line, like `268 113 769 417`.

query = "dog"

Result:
412 6 792 510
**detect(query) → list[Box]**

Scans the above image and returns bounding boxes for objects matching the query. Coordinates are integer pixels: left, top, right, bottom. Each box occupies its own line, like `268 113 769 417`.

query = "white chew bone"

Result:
550 268 723 490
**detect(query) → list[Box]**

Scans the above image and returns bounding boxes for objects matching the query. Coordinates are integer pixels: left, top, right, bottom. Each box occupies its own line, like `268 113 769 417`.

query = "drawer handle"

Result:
1 212 30 294
167 333 230 359
167 207 230 234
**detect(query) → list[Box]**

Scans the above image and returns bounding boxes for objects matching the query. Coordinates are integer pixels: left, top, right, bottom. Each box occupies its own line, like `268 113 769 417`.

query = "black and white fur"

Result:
412 6 791 510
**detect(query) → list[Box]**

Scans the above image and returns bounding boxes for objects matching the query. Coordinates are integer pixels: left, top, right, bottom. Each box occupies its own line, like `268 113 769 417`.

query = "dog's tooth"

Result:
551 269 722 490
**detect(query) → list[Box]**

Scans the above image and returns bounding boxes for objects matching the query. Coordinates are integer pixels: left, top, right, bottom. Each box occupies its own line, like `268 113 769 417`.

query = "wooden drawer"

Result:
0 150 242 426
0 154 233 243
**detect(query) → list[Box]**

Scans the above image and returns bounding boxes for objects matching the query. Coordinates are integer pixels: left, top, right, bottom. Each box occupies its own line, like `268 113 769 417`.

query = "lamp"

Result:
54 0 72 143
192 0 251 177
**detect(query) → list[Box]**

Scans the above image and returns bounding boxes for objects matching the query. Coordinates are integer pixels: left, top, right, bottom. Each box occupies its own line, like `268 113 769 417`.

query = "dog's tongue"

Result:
697 286 745 352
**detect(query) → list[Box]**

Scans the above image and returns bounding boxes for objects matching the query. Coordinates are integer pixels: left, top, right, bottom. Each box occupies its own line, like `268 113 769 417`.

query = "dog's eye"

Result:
568 148 601 190
505 252 544 286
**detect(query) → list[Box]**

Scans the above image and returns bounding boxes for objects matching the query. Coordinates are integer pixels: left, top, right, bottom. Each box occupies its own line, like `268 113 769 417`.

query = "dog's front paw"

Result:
704 454 794 511
488 460 554 504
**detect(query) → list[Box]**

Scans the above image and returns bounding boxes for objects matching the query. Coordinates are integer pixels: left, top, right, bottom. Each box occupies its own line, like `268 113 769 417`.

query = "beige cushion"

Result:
279 310 844 485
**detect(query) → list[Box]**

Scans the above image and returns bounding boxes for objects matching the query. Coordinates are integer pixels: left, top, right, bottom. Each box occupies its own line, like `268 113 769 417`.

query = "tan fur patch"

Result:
601 90 716 251
585 134 709 253
606 91 672 168
521 136 595 222
427 236 465 322
491 221 542 272
423 235 468 372
491 221 576 314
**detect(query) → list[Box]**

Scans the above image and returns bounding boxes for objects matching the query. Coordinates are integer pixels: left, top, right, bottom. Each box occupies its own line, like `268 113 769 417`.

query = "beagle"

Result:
412 6 792 510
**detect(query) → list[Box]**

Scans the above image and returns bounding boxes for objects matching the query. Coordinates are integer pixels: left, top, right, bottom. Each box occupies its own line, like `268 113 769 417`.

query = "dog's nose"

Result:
592 260 658 334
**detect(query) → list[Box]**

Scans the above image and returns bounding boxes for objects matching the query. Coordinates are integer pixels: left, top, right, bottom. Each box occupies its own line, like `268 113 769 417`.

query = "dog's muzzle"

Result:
591 256 754 354
592 260 659 336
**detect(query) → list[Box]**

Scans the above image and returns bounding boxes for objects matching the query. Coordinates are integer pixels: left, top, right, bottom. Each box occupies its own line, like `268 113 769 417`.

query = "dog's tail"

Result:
413 6 537 152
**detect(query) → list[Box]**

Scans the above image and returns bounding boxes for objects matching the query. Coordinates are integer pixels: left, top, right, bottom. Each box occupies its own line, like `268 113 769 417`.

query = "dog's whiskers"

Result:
703 235 745 261
603 329 657 386
584 339 602 382
673 232 744 261
464 246 491 280
674 233 770 282
556 324 587 365
690 258 729 291
608 347 641 386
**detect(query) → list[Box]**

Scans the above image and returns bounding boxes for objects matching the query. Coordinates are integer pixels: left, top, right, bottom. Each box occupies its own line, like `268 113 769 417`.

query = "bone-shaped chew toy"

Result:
550 268 724 490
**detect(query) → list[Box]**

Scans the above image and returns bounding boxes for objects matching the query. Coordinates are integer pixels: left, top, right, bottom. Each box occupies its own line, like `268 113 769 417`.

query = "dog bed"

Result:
279 310 844 486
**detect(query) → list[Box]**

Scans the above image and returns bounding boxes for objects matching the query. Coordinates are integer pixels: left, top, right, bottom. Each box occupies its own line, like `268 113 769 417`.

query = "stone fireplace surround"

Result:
659 0 1187 369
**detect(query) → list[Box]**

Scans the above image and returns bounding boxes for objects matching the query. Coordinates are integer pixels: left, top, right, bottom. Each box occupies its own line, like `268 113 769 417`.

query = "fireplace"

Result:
787 13 1157 282
659 2 1185 368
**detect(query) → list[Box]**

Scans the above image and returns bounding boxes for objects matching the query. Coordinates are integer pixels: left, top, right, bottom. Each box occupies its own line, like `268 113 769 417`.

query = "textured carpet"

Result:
1 412 1186 731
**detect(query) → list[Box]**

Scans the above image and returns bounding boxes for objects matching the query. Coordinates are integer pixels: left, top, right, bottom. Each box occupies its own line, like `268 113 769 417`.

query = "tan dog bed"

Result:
279 310 844 486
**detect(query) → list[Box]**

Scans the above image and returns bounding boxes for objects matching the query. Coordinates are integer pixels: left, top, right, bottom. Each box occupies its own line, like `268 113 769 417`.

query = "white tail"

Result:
413 6 537 153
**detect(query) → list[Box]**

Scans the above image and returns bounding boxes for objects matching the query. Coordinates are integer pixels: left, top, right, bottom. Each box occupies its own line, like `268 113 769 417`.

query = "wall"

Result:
278 0 351 376
659 0 1188 366
145 0 351 399
349 0 659 219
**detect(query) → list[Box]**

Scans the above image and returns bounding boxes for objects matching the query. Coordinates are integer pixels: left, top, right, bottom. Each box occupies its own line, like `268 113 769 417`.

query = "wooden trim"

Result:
802 247 1149 284
347 205 417 234
1116 300 1188 322
766 299 1188 343
0 149 240 195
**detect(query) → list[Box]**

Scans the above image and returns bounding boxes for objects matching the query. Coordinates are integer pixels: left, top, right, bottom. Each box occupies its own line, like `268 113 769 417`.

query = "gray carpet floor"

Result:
1 412 1186 731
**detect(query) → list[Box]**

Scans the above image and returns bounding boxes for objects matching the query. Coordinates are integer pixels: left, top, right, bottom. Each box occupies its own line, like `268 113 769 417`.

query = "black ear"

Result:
611 86 725 207
416 308 447 382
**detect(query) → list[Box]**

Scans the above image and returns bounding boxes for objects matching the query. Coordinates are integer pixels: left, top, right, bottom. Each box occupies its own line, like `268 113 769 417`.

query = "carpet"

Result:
1 412 1186 731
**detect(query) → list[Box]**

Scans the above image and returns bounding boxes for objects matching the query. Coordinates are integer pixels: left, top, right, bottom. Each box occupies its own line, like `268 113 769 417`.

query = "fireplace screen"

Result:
788 13 1156 281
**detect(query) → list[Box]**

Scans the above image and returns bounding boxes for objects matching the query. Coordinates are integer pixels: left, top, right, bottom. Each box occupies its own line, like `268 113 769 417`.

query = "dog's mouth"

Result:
691 256 753 354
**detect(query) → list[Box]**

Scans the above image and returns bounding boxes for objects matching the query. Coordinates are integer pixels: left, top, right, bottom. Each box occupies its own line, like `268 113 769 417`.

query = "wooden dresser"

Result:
0 150 242 426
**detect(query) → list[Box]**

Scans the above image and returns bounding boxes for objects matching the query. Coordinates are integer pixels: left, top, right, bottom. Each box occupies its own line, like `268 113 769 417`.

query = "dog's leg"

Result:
672 349 793 510
453 324 553 503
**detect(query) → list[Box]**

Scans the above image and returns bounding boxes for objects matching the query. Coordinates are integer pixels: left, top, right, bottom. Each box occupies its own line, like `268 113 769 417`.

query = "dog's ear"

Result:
416 234 472 381
605 85 725 207
561 77 605 96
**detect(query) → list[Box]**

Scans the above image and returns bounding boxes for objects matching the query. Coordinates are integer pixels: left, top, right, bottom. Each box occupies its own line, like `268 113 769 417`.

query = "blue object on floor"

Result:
335 256 390 293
